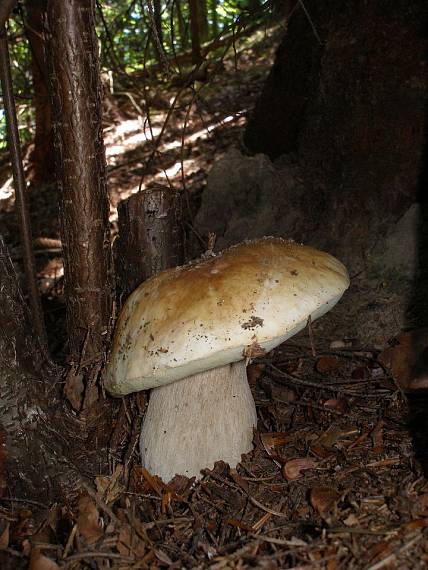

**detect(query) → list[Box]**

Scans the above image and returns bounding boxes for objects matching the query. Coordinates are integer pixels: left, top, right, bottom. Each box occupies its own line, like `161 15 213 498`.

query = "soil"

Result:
0 19 428 570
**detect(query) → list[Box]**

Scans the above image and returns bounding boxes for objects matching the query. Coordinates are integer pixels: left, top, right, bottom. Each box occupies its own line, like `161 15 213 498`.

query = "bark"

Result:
244 0 427 257
45 0 113 362
114 186 184 305
0 235 112 500
210 0 218 38
26 0 54 183
0 26 48 352
199 0 208 43
188 0 202 64
175 0 188 50
244 1 324 158
0 236 70 499
153 0 163 54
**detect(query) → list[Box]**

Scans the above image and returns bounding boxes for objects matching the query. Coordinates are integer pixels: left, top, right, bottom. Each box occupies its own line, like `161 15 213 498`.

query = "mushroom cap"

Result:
103 238 350 396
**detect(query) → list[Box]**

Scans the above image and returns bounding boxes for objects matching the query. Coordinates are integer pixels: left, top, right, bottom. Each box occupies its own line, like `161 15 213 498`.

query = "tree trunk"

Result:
0 235 112 500
153 0 163 57
210 0 218 38
199 0 208 43
25 0 54 183
175 0 188 50
114 186 184 305
188 0 202 64
45 0 113 365
244 0 426 260
0 237 65 498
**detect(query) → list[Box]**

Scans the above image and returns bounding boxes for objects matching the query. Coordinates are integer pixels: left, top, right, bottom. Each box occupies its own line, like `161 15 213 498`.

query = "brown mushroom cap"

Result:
103 238 350 396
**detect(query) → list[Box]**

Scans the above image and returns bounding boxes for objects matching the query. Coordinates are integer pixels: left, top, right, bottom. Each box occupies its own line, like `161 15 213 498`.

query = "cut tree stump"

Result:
114 186 185 305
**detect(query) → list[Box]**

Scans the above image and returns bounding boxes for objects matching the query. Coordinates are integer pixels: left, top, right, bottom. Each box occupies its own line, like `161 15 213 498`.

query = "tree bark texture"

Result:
198 0 208 42
188 0 202 64
210 0 218 38
0 236 65 498
114 186 184 305
0 236 112 500
26 0 54 182
244 1 324 158
244 0 427 254
0 26 48 352
175 0 188 50
46 0 113 362
153 0 163 54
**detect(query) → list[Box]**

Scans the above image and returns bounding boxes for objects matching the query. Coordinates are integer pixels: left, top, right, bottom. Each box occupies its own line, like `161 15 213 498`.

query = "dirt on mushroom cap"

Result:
103 237 350 396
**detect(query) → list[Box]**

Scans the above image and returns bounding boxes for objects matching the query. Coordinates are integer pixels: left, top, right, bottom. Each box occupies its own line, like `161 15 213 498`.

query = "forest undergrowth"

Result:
0 23 427 570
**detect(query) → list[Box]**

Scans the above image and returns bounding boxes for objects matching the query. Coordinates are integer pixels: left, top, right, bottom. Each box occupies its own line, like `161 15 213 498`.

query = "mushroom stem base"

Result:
140 361 257 482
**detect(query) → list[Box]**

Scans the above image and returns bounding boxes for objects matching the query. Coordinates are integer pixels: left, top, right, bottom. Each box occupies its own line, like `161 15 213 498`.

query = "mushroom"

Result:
103 238 350 482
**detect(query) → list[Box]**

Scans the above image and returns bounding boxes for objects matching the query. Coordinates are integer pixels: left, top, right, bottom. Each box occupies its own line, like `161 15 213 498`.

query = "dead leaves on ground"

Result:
76 496 103 545
379 328 428 390
2 342 428 567
29 549 59 570
310 487 342 520
0 520 9 550
283 458 317 481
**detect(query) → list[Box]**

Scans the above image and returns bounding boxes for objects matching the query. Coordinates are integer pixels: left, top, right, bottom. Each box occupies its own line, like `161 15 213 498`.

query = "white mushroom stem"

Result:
140 360 257 482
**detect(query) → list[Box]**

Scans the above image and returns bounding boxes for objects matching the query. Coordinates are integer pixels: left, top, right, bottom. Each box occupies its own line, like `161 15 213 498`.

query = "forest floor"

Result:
1 23 428 570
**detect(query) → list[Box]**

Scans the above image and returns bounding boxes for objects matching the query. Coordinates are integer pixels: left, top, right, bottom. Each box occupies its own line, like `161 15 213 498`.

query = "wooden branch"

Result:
0 26 48 354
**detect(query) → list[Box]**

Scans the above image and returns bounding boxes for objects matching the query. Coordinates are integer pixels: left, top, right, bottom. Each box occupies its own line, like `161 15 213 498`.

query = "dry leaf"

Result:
312 425 359 454
139 466 167 496
0 431 7 498
371 420 384 454
378 329 428 390
400 519 428 532
29 548 60 570
247 363 265 387
243 338 266 359
261 432 292 448
167 474 194 496
117 523 146 557
260 432 291 465
161 490 172 513
95 464 124 505
351 366 368 379
343 513 359 526
411 493 428 517
322 398 347 413
64 367 84 411
316 355 341 373
76 496 103 544
329 340 350 349
270 384 297 403
366 457 401 469
229 468 249 493
155 549 173 565
0 521 9 550
327 558 341 570
283 458 316 480
310 487 341 519
225 517 253 531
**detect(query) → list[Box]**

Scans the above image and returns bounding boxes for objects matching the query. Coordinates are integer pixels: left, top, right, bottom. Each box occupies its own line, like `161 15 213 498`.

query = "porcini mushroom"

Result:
103 238 349 482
